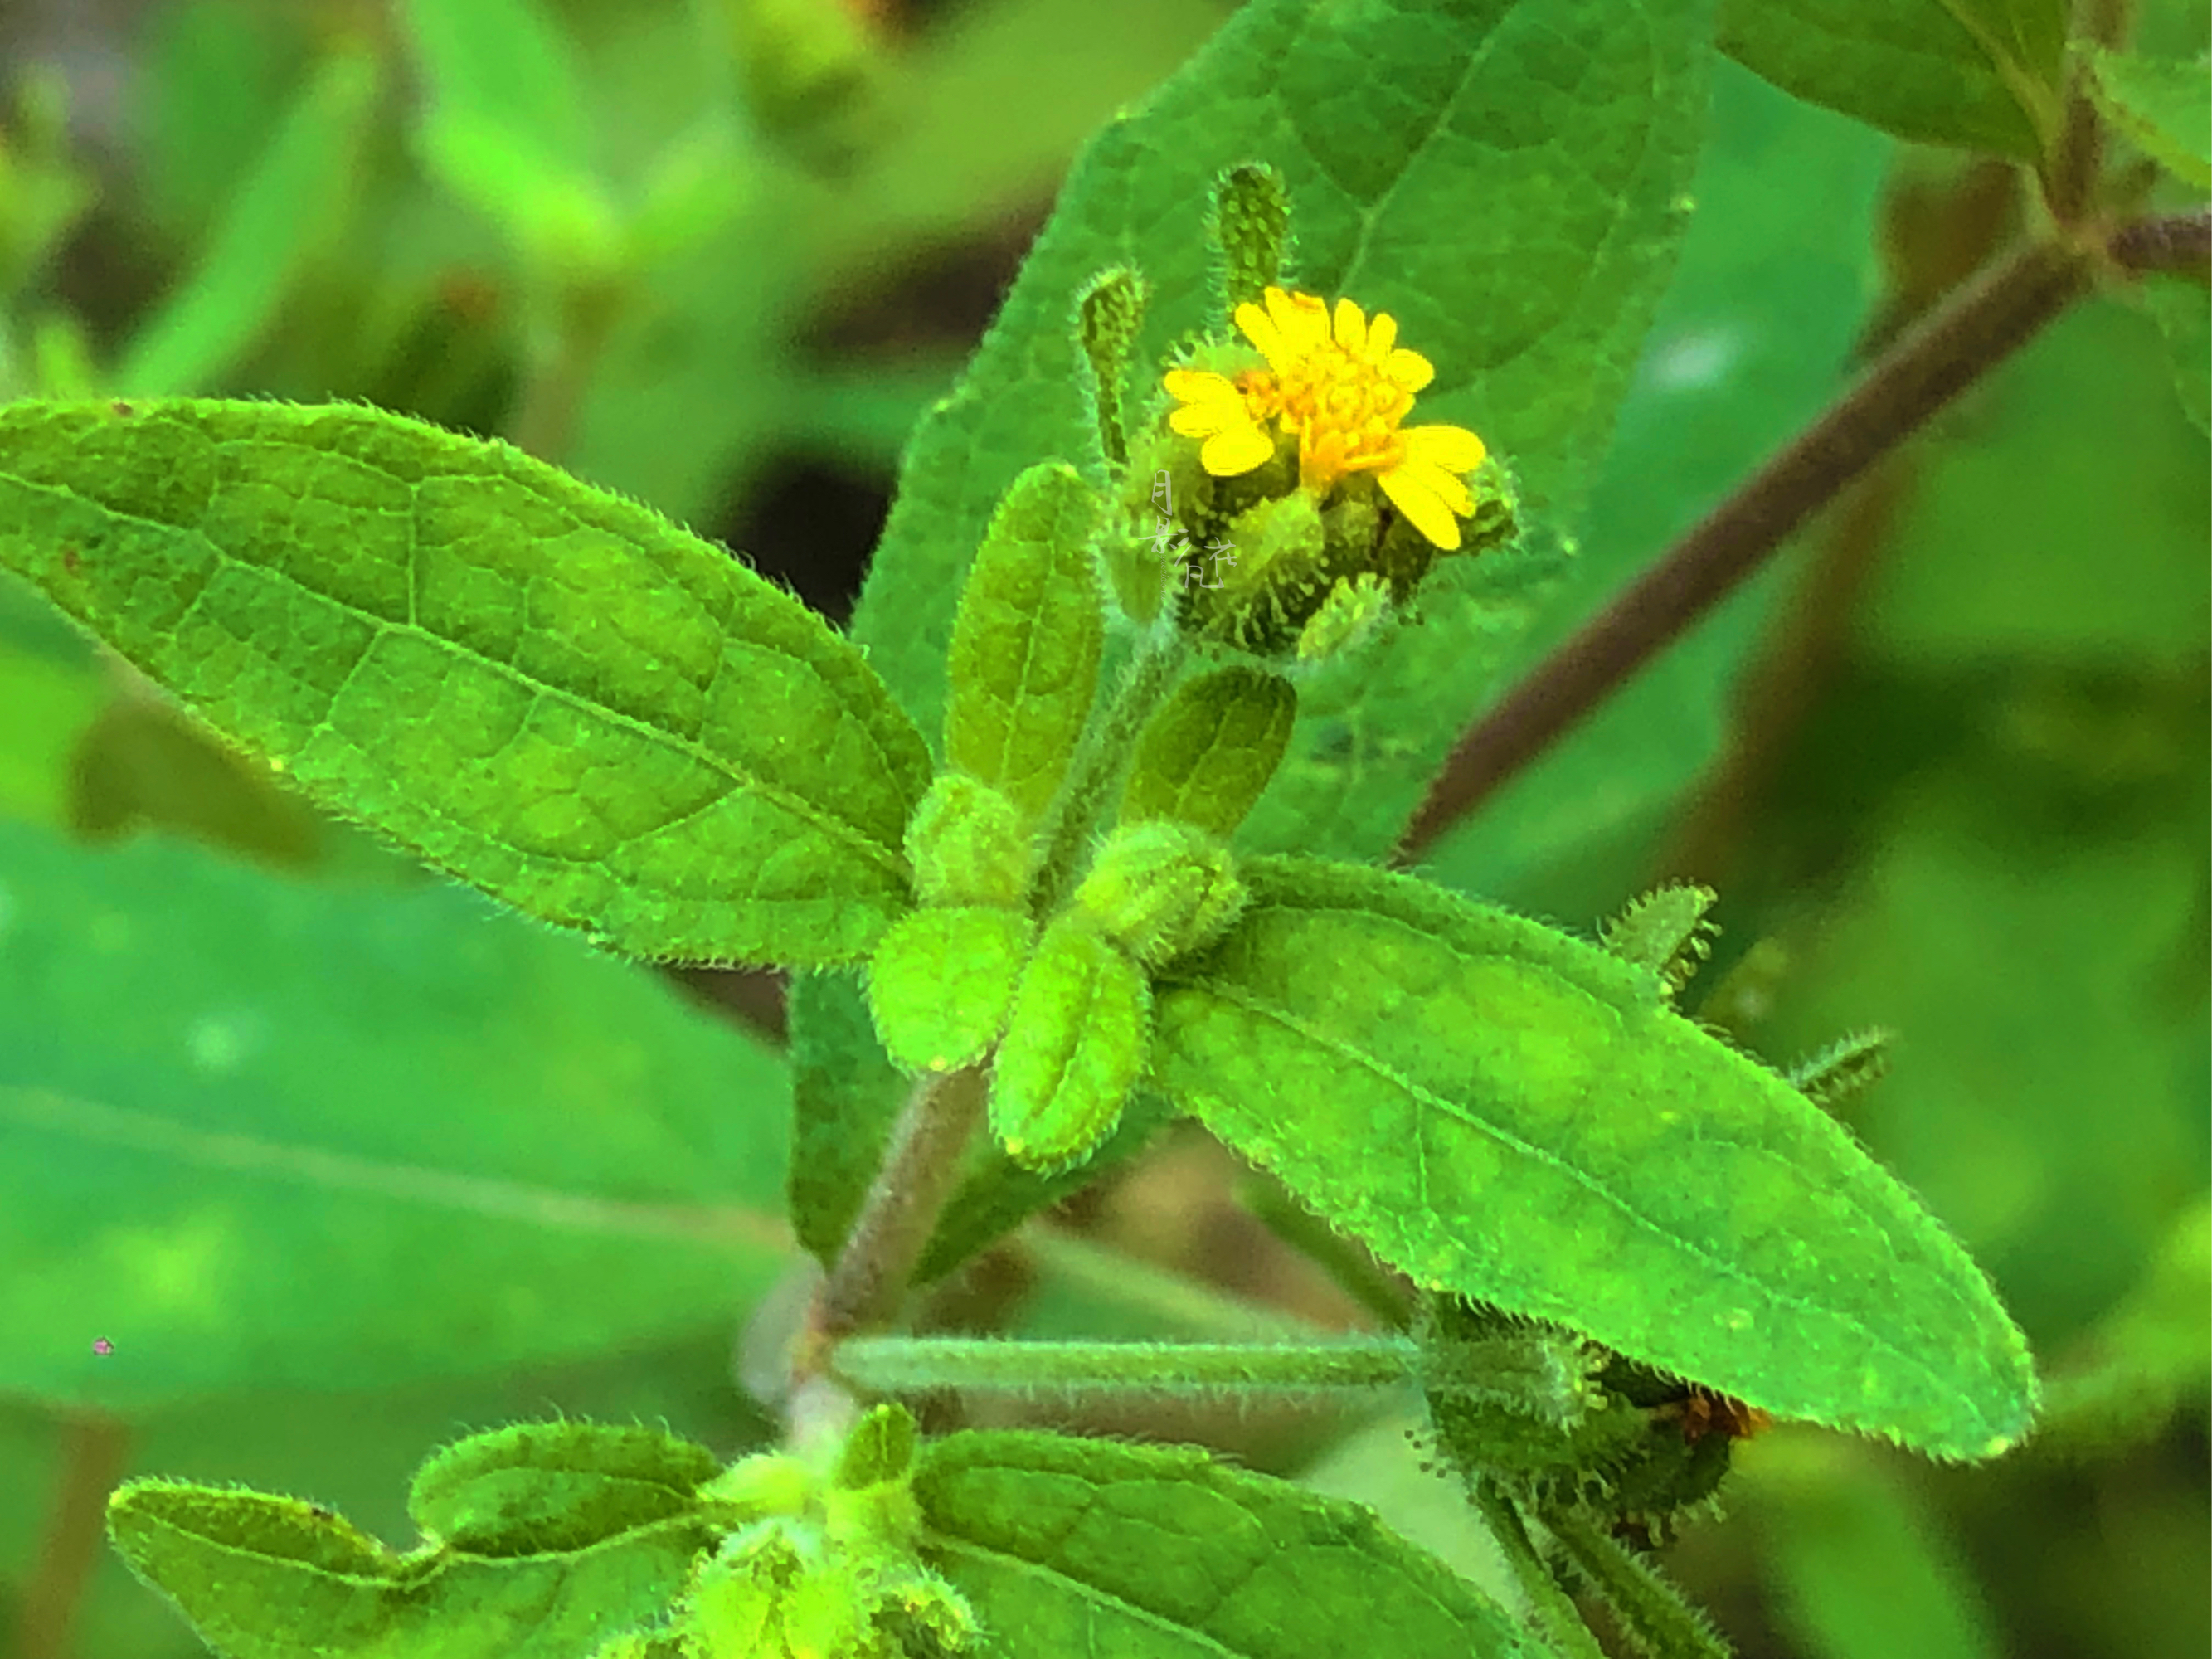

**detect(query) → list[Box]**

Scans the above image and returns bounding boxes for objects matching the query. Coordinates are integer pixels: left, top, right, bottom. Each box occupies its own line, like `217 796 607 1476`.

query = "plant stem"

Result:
15 1411 131 1659
1029 631 1189 917
1540 1506 1735 1659
2110 211 2212 280
507 277 625 465
792 1064 989 1384
1393 230 2102 864
1467 1476 1607 1659
832 1333 1589 1408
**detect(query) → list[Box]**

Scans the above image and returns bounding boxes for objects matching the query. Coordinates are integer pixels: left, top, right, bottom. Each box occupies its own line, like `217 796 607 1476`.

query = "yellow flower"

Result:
1162 286 1487 550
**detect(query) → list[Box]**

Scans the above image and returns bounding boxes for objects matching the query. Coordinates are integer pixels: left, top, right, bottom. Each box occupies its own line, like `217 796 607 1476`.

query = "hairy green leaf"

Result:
1718 0 2066 158
914 1430 1536 1658
1122 665 1296 839
2083 45 2212 187
855 0 1718 865
867 904 1033 1073
109 1479 711 1658
408 1423 722 1558
119 51 378 396
0 818 791 1411
990 915 1150 1171
0 398 931 964
1151 858 2038 1459
946 460 1107 826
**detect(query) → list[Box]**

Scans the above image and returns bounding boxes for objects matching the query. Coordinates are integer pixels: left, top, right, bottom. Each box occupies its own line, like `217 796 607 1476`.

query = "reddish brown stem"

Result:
1393 231 2101 864
15 1413 131 1659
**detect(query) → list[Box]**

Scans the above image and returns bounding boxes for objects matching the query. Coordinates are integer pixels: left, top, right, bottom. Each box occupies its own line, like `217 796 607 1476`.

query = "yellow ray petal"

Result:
1379 466 1462 550
1333 297 1368 353
1200 421 1275 477
1365 311 1398 359
1233 301 1289 369
1385 348 1435 395
1401 422 1486 474
1164 367 1238 406
1265 286 1331 356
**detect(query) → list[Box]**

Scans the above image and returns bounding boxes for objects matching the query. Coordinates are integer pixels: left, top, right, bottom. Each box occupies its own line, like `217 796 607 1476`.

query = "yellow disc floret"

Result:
1162 286 1487 550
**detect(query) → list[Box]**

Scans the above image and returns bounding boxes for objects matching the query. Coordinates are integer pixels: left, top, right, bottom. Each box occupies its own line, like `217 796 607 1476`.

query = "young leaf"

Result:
1718 0 2067 159
989 915 1150 1171
946 460 1108 828
0 398 931 964
852 0 1719 865
1121 664 1296 839
408 1422 722 1558
2082 46 2212 189
0 818 791 1413
109 1478 713 1658
913 1430 1537 1658
867 904 1034 1073
785 967 1174 1277
1150 857 2039 1460
117 51 379 397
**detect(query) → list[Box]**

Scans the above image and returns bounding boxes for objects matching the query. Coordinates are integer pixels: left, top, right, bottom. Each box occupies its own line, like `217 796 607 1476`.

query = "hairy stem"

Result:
15 1412 131 1659
2110 211 2212 280
1467 1477 1607 1659
1030 631 1189 917
1540 1506 1734 1659
832 1334 1588 1410
1393 230 2103 863
793 1065 989 1384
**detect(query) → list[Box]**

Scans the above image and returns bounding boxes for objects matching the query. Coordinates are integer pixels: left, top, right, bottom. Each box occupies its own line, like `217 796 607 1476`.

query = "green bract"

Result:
1073 819 1247 970
1152 858 2039 1459
1121 664 1296 839
0 398 930 964
866 905 1033 1073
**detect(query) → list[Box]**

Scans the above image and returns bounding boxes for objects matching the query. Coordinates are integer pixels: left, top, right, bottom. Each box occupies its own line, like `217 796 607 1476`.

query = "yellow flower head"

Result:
1161 286 1487 550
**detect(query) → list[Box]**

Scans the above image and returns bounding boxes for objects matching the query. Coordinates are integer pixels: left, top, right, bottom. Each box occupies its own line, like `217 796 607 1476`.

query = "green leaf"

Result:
989 915 1150 1171
913 1430 1536 1658
1122 665 1296 839
866 904 1033 1073
118 51 379 396
946 460 1107 827
407 1423 722 1558
1718 0 2066 158
0 398 931 964
1414 61 1886 922
1150 858 2038 1459
0 818 793 1411
854 0 1719 866
784 977 1174 1279
788 967 907 1264
2143 274 2210 437
2083 45 2212 187
109 1478 712 1658
400 0 620 274
1745 1435 2001 1659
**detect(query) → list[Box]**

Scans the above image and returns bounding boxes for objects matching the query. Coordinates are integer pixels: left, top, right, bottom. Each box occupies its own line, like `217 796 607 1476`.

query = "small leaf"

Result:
904 771 1033 910
831 1403 920 1491
1151 858 2038 1459
946 460 1107 827
0 398 931 965
2083 45 2212 189
1078 268 1148 467
866 905 1033 1073
110 1477 712 1658
989 915 1150 1172
1074 819 1247 971
1718 0 2066 159
1121 664 1296 839
913 1430 1536 1658
1787 1029 1894 1112
408 1422 722 1558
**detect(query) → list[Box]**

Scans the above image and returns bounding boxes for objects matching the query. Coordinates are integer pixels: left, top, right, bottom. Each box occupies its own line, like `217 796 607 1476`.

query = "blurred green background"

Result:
0 1 2203 1656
